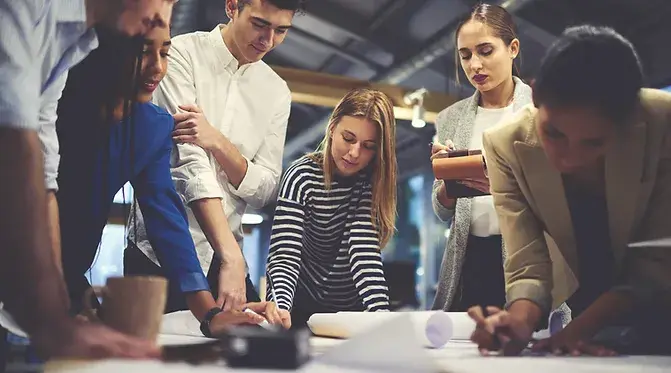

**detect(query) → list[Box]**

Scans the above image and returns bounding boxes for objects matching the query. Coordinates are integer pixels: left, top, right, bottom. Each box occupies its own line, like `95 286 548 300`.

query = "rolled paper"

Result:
307 311 476 349
424 311 453 348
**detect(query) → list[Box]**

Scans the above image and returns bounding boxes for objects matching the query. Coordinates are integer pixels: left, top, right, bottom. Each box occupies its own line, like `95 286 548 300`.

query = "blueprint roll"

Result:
424 312 454 348
424 311 453 348
307 311 475 349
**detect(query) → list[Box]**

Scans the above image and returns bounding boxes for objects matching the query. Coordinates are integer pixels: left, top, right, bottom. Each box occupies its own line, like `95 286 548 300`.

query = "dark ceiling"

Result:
170 0 671 183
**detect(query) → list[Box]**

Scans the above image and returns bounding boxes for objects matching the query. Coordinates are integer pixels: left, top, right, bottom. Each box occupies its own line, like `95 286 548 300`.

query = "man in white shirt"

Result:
0 0 175 360
127 0 300 312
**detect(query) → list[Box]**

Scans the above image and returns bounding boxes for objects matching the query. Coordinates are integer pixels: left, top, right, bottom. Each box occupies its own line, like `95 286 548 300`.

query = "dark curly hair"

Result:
533 25 643 125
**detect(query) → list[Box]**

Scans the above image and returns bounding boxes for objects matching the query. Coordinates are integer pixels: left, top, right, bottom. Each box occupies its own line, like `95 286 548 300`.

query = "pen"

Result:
429 141 457 152
481 305 502 350
266 270 279 305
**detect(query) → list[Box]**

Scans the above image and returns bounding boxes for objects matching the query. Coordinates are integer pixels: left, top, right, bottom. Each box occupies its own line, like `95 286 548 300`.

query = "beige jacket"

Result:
482 88 671 316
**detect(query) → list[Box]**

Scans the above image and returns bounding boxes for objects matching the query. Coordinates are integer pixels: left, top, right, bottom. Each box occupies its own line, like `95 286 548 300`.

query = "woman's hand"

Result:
430 140 455 160
458 178 490 194
468 306 535 356
531 328 617 356
244 301 292 329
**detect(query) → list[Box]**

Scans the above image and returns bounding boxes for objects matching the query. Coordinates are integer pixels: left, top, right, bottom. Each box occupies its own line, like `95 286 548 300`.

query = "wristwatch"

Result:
199 307 223 338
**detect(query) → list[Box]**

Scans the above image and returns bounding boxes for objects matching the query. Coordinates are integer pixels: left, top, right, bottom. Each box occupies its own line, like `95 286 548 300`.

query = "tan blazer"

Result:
482 88 671 315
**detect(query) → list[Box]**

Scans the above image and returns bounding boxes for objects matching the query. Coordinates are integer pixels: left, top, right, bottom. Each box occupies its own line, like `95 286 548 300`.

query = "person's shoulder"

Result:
252 60 290 95
638 89 671 159
170 29 210 49
169 29 214 63
279 155 323 200
283 155 322 182
134 102 173 137
436 95 472 122
639 88 671 118
484 104 537 148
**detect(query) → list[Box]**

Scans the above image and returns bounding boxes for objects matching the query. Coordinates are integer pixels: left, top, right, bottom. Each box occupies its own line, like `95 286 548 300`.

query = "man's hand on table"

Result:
217 253 247 311
468 305 535 356
208 302 292 336
32 318 160 360
530 327 617 356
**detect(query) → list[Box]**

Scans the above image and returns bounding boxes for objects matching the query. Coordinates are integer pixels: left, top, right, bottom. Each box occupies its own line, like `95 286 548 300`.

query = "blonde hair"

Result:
307 88 398 248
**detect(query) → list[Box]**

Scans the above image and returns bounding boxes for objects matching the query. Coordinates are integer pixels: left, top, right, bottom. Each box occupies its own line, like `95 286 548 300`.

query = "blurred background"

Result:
96 0 671 310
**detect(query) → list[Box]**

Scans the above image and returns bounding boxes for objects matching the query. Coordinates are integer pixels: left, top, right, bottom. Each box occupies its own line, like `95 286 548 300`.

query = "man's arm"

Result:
0 130 71 335
39 72 69 274
155 42 241 257
154 41 246 308
190 198 244 267
0 0 70 333
46 192 62 273
210 91 291 208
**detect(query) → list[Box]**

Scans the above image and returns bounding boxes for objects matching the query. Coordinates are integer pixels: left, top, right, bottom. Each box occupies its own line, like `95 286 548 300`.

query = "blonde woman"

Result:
266 88 397 327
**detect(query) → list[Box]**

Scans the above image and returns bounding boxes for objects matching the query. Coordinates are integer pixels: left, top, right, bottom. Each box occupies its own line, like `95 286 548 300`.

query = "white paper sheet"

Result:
160 310 204 337
628 237 671 247
315 313 440 372
0 305 28 338
157 334 214 346
307 311 476 348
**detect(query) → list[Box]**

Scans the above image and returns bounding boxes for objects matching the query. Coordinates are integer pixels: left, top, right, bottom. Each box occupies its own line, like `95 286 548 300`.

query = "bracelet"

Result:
199 307 223 338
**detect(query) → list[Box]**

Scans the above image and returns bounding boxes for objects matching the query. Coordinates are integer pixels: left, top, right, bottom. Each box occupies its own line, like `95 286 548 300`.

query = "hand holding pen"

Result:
429 140 456 160
241 272 292 330
468 305 534 356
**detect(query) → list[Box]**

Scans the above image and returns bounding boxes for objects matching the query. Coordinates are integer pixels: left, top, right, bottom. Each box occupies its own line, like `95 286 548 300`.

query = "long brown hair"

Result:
454 3 521 83
308 88 398 248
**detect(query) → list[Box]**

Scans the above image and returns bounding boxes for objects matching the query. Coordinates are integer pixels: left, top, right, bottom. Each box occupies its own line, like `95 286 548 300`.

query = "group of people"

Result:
0 0 670 363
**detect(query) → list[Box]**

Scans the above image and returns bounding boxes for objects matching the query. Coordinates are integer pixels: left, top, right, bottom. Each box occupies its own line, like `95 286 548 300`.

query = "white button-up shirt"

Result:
0 0 98 190
130 24 291 273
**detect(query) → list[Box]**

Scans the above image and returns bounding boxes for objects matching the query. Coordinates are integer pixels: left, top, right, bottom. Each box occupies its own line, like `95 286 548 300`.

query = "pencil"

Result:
266 270 278 304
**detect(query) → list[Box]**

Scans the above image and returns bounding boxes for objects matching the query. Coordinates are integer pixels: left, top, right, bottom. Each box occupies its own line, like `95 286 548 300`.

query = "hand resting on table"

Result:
209 301 291 336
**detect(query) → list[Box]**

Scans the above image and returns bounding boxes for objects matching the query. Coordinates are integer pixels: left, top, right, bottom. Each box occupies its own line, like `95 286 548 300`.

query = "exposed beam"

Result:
288 27 386 71
271 66 458 124
171 0 202 36
304 0 422 58
514 16 557 47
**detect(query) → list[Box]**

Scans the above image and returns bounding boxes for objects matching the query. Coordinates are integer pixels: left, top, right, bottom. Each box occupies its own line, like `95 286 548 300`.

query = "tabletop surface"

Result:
5 310 664 373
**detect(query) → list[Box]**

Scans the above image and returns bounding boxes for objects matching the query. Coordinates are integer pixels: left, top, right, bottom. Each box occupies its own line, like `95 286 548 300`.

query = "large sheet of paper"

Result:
315 313 440 372
160 310 204 337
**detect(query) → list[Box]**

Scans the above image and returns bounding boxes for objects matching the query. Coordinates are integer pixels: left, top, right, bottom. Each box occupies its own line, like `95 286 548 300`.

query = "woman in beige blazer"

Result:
471 25 671 356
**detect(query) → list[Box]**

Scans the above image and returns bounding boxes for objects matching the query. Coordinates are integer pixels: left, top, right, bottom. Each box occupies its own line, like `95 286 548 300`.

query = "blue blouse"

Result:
56 102 209 294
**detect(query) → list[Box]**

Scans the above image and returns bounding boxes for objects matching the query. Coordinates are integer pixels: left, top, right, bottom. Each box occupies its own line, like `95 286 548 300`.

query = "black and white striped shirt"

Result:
266 156 389 312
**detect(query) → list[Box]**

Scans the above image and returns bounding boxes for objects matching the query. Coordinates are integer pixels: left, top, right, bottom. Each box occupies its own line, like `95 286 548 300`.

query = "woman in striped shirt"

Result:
266 88 398 328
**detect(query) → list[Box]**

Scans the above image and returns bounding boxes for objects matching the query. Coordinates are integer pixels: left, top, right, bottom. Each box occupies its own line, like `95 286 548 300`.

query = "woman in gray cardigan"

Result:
432 5 571 329
431 4 531 312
